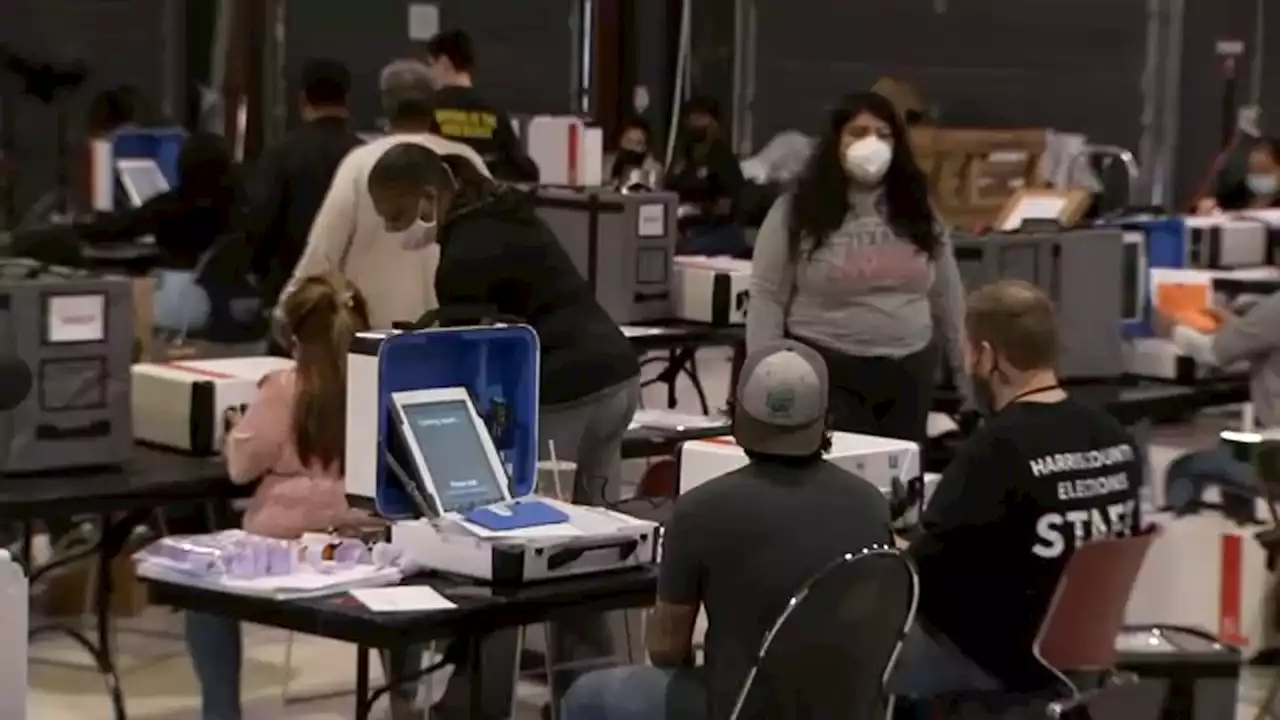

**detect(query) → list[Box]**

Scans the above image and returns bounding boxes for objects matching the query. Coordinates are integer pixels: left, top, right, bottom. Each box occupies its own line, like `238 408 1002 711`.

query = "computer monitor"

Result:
389 388 512 515
1120 230 1146 323
115 158 171 208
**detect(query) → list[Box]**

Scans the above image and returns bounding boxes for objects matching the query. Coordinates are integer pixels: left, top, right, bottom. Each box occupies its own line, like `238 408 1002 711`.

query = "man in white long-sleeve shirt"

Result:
1165 292 1280 427
1160 291 1280 511
279 59 491 329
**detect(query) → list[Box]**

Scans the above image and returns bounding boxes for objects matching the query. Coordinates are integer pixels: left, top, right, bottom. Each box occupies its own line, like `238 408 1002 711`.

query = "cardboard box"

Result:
131 276 155 362
42 533 150 618
910 127 1049 227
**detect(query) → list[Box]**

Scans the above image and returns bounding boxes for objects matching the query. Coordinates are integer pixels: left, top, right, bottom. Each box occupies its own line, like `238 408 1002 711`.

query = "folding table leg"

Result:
468 633 485 717
355 645 371 720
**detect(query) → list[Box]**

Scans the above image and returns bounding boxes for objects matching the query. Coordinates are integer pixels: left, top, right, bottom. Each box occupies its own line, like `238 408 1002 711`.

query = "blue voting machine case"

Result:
359 326 662 584
347 326 540 519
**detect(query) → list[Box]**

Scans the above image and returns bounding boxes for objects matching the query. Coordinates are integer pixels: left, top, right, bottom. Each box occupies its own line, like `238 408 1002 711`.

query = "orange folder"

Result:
1154 283 1220 333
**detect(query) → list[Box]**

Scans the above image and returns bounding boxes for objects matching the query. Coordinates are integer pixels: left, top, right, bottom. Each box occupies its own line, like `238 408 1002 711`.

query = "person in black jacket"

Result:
78 131 238 269
421 30 540 182
666 95 749 257
1198 136 1280 214
245 59 363 314
368 142 640 720
77 132 242 333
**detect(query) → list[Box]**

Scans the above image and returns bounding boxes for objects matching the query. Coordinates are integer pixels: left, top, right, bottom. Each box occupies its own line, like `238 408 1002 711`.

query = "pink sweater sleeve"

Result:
224 370 294 484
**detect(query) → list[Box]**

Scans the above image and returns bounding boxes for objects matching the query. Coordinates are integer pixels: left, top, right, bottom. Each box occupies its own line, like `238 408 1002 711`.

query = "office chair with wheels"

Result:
729 545 918 720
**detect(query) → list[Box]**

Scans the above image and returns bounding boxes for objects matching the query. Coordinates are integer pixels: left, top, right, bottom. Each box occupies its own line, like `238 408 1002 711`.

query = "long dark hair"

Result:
789 91 937 261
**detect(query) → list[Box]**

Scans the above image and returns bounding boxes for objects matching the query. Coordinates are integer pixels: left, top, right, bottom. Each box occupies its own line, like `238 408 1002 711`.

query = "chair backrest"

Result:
637 458 677 499
729 546 917 720
1034 529 1161 678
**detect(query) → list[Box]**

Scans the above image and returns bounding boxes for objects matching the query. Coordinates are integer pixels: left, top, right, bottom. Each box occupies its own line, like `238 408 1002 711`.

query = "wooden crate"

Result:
910 127 1049 227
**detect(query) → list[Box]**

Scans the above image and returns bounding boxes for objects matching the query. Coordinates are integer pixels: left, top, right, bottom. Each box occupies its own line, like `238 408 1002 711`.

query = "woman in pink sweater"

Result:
185 275 420 720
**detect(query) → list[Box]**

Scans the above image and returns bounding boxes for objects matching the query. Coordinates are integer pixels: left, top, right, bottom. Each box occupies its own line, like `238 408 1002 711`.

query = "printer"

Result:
1211 266 1280 314
1125 267 1278 382
131 356 295 454
676 432 934 527
348 326 658 584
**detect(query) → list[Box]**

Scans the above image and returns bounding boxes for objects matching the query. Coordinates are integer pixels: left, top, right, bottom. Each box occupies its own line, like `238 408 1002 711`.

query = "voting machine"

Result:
0 259 134 473
671 256 752 326
347 326 658 584
952 227 1126 380
535 187 679 325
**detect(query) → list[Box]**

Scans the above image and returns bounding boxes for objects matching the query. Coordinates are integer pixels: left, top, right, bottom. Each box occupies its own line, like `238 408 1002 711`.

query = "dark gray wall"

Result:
634 0 674 149
750 0 1151 153
5 0 1279 214
0 0 182 215
284 0 578 129
1175 0 1280 206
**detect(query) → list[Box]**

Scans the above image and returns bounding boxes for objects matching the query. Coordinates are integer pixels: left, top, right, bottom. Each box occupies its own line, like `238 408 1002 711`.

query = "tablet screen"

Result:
402 399 507 512
117 160 171 206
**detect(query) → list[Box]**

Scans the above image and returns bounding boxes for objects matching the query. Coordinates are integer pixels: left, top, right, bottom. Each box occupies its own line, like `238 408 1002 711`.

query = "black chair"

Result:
729 545 918 720
1045 677 1165 720
195 231 266 343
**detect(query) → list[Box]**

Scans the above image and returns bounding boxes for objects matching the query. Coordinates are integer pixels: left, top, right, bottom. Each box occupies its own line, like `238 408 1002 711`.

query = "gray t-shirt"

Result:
658 458 893 719
745 192 970 399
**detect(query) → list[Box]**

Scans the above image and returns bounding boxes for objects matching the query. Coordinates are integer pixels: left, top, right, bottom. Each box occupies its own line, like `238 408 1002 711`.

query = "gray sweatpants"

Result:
434 376 641 719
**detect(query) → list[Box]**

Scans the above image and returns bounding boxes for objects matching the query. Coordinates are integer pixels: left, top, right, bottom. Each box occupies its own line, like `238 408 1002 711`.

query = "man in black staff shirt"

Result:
422 29 540 182
667 95 749 257
561 341 893 720
245 59 363 328
890 280 1143 698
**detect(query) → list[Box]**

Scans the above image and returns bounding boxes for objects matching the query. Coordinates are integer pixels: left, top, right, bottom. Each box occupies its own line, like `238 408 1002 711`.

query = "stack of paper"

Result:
621 325 680 338
629 409 727 431
136 562 401 600
350 586 457 613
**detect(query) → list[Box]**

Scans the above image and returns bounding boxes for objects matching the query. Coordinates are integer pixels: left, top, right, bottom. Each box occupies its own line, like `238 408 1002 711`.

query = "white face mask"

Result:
843 137 893 184
394 218 438 250
387 197 439 249
1247 173 1279 198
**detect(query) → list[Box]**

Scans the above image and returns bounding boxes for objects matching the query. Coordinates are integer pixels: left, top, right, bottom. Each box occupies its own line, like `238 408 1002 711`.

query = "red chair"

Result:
637 458 678 499
1033 528 1162 696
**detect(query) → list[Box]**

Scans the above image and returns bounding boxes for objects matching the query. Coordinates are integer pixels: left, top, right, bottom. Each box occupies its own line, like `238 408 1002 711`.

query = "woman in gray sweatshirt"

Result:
746 91 969 448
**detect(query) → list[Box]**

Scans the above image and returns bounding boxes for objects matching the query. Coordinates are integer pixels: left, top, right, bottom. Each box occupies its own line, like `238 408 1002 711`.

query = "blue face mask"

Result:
1247 173 1279 197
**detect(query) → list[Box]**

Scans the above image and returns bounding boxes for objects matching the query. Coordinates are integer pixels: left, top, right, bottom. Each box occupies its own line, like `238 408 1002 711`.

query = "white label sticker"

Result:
408 3 441 41
637 203 667 238
47 294 106 344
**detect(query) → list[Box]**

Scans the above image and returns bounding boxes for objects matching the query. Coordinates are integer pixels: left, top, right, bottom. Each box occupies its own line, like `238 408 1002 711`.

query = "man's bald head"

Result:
965 280 1059 371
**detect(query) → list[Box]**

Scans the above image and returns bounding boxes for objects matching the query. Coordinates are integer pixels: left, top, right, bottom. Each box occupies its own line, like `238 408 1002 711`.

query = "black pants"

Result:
804 340 939 450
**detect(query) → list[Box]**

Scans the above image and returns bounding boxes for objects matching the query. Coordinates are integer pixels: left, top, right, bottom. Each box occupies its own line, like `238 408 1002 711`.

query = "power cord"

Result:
364 656 450 712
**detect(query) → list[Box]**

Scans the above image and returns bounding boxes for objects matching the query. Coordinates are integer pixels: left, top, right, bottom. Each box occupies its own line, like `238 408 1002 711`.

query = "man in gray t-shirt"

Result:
560 341 894 720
